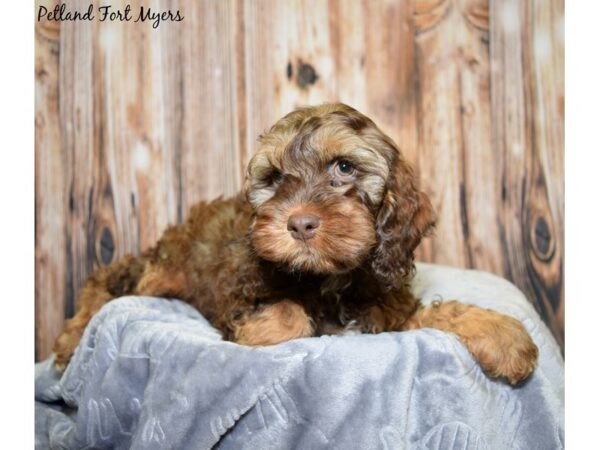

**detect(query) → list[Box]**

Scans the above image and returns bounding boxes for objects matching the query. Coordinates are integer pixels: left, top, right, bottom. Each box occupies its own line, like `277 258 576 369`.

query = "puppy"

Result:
53 103 538 384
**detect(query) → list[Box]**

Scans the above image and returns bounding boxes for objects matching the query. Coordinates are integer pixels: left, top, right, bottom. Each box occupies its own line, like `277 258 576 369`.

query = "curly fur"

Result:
53 103 538 384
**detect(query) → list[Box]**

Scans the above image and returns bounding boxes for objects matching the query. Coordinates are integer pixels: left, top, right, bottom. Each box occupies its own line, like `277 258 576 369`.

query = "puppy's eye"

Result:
258 168 282 187
269 169 283 185
334 160 356 177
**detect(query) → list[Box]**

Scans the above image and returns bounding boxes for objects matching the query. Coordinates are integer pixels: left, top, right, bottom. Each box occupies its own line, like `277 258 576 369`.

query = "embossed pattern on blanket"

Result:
35 264 564 449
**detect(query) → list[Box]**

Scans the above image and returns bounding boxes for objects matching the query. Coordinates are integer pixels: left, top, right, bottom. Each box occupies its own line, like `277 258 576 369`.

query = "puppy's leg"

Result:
53 256 145 370
233 300 315 346
53 284 111 370
402 300 539 384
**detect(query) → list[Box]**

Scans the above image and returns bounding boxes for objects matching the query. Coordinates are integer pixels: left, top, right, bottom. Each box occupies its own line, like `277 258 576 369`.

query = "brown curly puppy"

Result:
53 103 538 384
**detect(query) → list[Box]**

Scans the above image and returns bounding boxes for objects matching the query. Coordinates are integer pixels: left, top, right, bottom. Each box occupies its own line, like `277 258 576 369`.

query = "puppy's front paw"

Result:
464 314 539 385
233 300 315 346
53 325 85 372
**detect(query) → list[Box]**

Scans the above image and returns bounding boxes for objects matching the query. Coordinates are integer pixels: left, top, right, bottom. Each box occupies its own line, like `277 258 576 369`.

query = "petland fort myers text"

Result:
37 3 184 29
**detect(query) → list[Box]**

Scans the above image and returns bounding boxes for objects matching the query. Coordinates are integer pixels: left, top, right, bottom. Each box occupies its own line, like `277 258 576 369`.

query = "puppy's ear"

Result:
370 156 436 291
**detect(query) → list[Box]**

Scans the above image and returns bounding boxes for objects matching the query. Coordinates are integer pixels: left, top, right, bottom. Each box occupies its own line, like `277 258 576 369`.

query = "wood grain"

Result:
489 0 564 347
34 0 564 359
35 0 64 360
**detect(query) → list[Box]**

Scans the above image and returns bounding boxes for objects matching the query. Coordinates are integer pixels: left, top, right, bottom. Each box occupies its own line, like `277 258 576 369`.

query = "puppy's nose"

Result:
287 214 320 240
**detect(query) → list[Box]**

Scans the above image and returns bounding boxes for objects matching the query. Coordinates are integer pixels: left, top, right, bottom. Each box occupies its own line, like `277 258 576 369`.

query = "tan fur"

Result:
233 301 314 346
402 301 539 385
53 103 538 385
135 266 188 298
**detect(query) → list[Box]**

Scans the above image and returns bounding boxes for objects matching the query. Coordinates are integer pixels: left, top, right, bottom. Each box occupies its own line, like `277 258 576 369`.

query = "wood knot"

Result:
98 227 115 265
296 61 318 89
414 0 451 34
531 216 555 262
36 19 60 43
462 1 489 31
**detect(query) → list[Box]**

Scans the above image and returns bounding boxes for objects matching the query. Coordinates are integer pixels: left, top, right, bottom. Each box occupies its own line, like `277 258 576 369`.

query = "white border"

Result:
565 0 600 447
0 1 34 445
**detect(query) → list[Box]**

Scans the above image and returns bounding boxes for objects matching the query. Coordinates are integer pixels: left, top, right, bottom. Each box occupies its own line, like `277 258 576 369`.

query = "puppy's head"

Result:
246 103 435 290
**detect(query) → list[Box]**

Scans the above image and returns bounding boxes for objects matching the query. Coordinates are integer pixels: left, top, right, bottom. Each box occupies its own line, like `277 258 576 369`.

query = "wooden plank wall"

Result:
35 0 564 360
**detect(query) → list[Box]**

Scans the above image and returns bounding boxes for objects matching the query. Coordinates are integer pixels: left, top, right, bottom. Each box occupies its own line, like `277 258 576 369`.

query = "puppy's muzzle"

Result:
287 214 320 241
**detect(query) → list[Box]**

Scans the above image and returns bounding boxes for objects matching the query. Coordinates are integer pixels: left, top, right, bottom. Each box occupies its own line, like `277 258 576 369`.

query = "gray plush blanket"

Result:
35 264 564 449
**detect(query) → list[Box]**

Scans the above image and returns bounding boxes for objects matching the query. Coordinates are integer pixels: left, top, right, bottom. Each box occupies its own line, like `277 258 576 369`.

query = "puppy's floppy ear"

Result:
370 155 436 291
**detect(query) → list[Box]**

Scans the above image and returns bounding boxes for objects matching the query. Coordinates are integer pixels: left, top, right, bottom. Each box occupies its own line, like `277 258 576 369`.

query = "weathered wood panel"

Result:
35 0 65 360
489 0 564 348
35 0 564 359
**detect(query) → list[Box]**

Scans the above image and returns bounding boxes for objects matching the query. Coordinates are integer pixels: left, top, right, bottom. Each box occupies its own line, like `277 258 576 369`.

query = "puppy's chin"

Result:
251 234 370 274
250 202 377 274
263 243 358 274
